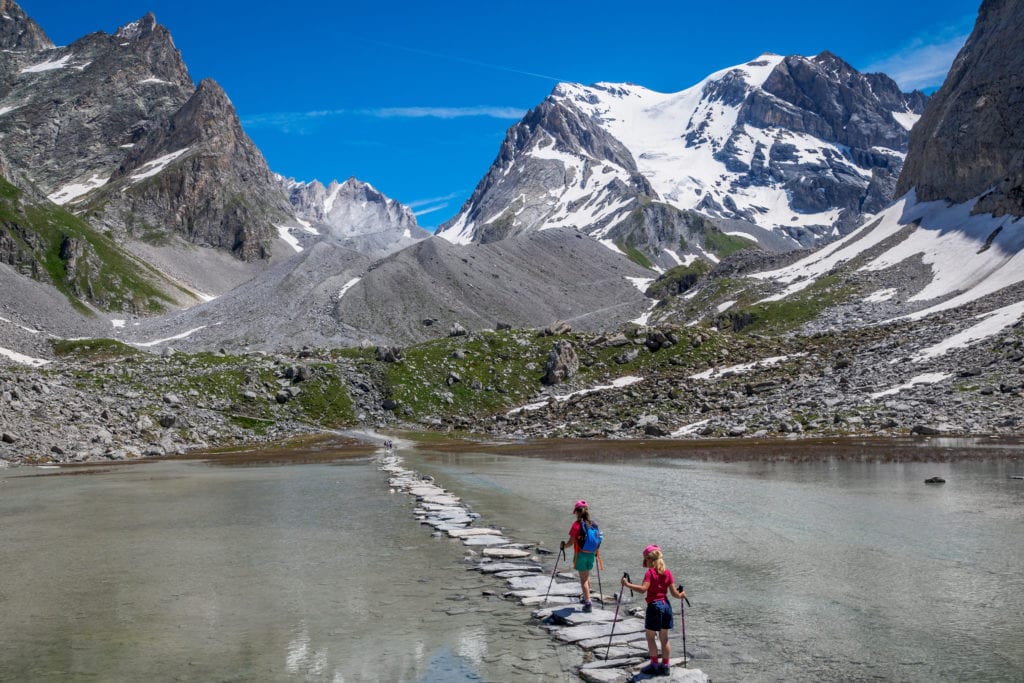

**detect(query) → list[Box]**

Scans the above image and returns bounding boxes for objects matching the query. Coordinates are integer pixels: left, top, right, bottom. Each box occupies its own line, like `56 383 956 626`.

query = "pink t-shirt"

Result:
569 521 582 551
644 567 674 604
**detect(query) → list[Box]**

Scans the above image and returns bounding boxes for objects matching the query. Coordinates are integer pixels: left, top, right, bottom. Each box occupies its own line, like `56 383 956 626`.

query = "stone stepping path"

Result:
378 451 708 682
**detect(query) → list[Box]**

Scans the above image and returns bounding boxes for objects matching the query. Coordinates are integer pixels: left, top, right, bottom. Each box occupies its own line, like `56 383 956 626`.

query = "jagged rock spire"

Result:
0 0 53 51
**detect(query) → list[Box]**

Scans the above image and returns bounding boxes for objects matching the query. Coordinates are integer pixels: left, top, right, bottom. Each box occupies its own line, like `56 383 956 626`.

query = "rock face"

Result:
283 176 431 257
96 77 291 260
439 52 925 265
0 0 52 51
0 6 289 260
896 0 1024 217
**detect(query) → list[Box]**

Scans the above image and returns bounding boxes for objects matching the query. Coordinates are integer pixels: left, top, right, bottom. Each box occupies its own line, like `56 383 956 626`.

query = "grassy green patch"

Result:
0 177 178 314
647 261 712 298
719 275 853 333
289 371 355 428
614 240 653 269
228 415 275 436
51 338 139 360
703 229 757 258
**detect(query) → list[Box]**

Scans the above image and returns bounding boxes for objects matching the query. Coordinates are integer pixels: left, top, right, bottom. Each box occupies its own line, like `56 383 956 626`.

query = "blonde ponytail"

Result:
646 548 666 573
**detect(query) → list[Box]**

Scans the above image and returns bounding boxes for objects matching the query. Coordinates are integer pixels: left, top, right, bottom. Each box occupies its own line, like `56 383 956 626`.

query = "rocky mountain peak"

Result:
283 174 429 257
896 0 1024 217
115 12 158 41
0 0 52 51
441 51 926 256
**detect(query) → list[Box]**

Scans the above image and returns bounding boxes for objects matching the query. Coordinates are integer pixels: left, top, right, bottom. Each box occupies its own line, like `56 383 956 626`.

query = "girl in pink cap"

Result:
622 544 686 676
561 499 601 612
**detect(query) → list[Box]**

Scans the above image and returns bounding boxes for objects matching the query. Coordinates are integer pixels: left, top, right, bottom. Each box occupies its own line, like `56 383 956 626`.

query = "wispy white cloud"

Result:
369 106 526 120
413 204 450 217
863 17 974 91
407 192 462 209
243 105 525 133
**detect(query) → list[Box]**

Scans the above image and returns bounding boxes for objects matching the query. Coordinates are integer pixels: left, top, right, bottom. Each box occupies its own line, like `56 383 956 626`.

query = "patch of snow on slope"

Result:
870 372 950 399
864 200 1024 316
751 195 918 301
864 288 897 303
891 110 921 131
0 347 49 367
20 54 72 73
129 148 191 182
506 376 643 415
717 300 737 313
625 276 654 292
0 104 19 115
0 316 41 334
338 277 361 299
275 224 303 252
437 213 474 245
129 326 206 348
912 301 1024 362
690 353 805 380
672 419 710 437
47 173 108 205
110 319 125 328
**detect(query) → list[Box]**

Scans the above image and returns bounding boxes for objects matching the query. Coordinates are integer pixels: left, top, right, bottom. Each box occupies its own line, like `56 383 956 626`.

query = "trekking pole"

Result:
605 572 632 660
595 561 604 606
542 544 567 606
677 584 691 667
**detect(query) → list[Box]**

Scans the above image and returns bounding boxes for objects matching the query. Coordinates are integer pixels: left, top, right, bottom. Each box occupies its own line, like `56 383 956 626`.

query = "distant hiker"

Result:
561 499 602 613
621 544 686 676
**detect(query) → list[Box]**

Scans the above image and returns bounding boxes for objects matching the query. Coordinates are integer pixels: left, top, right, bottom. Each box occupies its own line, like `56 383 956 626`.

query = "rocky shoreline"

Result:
3 290 1024 468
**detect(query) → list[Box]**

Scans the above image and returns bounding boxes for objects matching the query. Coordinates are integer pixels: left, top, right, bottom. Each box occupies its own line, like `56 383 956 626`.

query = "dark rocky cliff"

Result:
896 0 1024 216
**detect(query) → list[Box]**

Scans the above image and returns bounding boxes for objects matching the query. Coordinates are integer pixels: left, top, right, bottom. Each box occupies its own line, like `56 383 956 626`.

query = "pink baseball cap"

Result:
573 499 588 512
643 544 661 556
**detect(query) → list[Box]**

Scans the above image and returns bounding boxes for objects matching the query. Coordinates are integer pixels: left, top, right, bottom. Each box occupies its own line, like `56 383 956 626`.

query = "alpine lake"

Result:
1 435 1022 682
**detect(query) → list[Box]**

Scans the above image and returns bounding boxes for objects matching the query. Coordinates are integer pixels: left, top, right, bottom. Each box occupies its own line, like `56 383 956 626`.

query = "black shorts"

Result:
645 599 674 631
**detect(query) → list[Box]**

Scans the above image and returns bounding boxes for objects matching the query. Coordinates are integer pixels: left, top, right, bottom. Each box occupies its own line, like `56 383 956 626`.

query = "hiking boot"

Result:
657 663 671 676
639 662 662 675
582 601 592 613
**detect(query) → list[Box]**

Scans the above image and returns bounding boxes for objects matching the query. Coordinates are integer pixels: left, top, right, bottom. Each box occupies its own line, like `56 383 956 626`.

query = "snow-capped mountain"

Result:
439 52 926 267
280 177 431 258
661 0 1024 352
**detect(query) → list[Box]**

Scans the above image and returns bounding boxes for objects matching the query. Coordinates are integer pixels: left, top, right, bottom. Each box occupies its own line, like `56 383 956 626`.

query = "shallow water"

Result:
2 439 1022 682
406 440 1024 682
0 455 573 682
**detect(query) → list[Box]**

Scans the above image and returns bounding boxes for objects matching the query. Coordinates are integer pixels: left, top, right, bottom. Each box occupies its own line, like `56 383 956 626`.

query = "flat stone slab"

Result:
475 561 543 574
578 633 649 651
447 527 503 538
461 535 509 546
494 570 539 579
482 547 532 559
422 516 475 529
520 594 577 606
553 618 646 644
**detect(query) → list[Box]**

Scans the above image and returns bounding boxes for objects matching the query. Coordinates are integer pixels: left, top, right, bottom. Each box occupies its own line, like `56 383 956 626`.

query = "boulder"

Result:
542 341 579 386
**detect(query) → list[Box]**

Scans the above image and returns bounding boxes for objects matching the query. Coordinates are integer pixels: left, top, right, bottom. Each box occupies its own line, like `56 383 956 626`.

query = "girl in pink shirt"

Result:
622 544 686 676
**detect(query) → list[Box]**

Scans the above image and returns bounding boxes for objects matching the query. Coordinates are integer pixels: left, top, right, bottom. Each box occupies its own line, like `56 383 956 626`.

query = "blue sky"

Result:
22 0 979 229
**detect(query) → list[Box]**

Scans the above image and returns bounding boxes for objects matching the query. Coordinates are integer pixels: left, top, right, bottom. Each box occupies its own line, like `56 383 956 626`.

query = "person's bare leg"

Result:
645 630 658 660
578 569 591 602
660 628 671 661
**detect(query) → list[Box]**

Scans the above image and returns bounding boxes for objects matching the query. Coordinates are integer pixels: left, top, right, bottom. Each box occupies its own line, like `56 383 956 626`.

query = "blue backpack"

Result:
579 520 602 553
